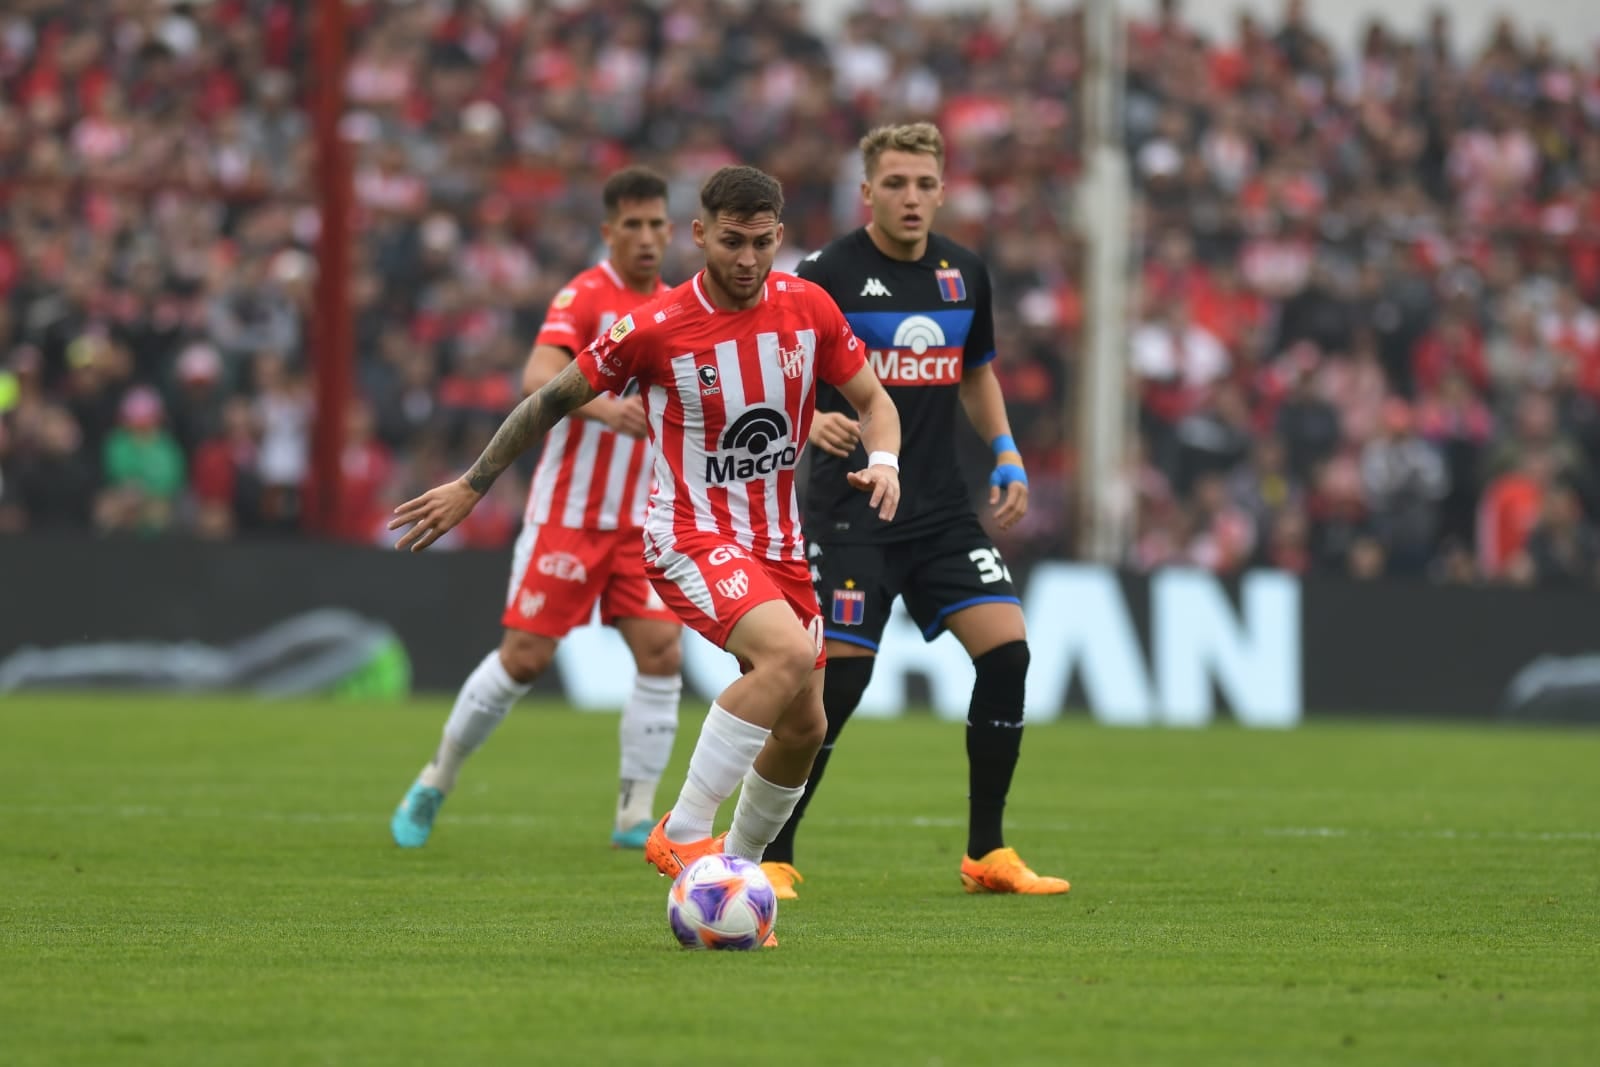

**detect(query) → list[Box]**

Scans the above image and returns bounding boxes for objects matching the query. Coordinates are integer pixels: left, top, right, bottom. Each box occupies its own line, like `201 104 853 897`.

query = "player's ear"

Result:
691 217 707 249
860 179 872 207
600 218 614 244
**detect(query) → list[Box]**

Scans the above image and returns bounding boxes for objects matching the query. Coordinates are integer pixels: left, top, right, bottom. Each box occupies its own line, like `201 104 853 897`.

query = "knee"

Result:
755 632 818 696
972 640 1029 719
632 636 682 678
499 631 556 684
774 690 826 753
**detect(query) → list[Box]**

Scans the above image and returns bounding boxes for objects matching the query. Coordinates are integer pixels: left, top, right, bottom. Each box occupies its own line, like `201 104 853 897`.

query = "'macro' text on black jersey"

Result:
797 227 996 543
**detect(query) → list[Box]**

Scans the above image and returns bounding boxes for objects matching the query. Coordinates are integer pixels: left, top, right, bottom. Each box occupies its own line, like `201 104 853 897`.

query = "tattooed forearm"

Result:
463 362 599 493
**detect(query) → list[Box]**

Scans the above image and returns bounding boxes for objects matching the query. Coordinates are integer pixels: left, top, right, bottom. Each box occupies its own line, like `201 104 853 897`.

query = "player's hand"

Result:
847 463 900 521
389 477 482 552
606 395 648 438
989 463 1029 531
809 411 861 457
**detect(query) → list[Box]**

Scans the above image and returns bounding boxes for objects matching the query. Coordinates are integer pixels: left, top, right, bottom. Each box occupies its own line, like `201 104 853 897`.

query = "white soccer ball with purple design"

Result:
666 853 778 950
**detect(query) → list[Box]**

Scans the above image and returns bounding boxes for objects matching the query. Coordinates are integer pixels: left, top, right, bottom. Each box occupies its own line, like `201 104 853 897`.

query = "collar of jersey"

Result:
693 271 768 314
856 226 944 268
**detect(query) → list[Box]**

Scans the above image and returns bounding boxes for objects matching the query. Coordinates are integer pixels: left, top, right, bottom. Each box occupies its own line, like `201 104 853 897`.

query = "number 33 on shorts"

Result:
969 547 1013 584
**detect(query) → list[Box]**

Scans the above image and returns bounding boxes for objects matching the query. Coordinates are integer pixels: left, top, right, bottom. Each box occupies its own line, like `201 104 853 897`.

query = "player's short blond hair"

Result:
860 122 945 178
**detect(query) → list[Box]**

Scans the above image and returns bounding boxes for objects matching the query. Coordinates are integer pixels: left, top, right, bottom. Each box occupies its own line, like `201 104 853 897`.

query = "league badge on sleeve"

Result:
831 588 866 626
935 268 966 302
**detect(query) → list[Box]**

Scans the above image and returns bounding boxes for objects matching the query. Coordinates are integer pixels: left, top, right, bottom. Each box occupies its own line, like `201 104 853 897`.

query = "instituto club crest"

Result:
778 342 806 380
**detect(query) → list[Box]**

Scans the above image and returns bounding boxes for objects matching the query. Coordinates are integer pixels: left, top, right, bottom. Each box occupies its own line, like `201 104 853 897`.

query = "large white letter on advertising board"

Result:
856 607 976 721
1152 569 1301 727
1022 564 1155 725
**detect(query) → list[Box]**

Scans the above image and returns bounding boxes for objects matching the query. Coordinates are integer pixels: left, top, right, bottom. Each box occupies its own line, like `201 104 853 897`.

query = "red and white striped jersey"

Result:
525 260 669 530
575 271 867 562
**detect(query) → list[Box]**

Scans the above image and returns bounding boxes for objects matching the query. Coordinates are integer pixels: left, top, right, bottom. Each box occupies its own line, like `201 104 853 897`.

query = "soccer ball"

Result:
666 853 777 950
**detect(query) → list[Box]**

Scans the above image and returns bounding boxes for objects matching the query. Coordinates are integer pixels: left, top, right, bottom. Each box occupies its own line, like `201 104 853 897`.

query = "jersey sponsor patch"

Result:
830 588 866 625
704 407 798 485
868 347 964 385
553 287 577 309
608 314 635 343
935 268 966 302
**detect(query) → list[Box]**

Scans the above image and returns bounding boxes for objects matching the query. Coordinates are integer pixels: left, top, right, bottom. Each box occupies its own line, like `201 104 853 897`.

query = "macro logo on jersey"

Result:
845 310 973 387
704 407 798 486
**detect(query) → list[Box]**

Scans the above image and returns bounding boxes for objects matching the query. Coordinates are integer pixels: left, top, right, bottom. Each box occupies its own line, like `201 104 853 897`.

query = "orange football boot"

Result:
760 861 803 901
644 812 728 878
959 847 1071 895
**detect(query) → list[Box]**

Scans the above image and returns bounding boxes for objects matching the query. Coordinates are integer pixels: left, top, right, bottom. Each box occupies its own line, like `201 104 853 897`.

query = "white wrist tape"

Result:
868 451 900 471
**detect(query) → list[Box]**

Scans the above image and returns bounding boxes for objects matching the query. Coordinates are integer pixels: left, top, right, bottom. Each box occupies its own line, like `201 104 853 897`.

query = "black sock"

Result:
761 656 874 865
966 641 1029 859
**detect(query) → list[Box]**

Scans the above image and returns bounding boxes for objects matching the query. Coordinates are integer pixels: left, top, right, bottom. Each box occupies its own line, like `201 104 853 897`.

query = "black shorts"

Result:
809 515 1021 651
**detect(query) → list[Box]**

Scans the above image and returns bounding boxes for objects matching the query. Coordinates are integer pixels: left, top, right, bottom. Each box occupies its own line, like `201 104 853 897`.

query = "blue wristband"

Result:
990 434 1027 489
991 462 1028 489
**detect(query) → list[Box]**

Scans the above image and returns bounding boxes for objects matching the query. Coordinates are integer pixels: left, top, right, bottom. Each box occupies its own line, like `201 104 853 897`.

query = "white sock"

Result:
725 768 806 861
664 702 769 842
418 650 532 792
617 673 681 829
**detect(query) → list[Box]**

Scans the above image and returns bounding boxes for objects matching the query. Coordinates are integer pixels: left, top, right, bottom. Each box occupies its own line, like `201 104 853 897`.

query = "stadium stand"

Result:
1 0 1598 588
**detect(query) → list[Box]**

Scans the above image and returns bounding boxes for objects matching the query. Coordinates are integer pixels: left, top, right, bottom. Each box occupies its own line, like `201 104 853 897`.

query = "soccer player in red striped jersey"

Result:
390 167 686 852
392 167 902 906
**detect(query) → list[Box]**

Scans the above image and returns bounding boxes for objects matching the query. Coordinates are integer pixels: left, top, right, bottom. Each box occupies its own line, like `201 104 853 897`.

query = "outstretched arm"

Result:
391 361 600 550
465 360 600 492
835 364 902 521
959 361 1028 531
523 344 647 437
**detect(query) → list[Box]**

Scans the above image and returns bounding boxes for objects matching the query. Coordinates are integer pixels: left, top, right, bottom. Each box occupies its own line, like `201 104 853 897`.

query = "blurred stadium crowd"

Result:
1 0 1599 588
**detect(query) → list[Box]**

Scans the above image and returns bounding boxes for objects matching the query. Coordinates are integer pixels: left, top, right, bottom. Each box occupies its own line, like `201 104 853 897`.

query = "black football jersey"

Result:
797 228 997 543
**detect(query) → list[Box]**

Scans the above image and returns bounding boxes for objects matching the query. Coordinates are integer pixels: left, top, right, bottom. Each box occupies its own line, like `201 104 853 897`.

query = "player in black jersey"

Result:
761 122 1070 897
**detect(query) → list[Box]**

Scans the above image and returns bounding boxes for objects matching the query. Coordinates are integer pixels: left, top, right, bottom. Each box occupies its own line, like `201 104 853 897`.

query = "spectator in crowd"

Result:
1478 449 1552 580
190 396 263 540
97 385 186 534
1361 398 1450 575
0 404 96 531
1516 482 1600 588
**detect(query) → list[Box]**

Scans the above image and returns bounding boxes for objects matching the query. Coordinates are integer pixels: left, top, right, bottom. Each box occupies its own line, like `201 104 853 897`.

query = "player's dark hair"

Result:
602 166 669 215
699 166 784 222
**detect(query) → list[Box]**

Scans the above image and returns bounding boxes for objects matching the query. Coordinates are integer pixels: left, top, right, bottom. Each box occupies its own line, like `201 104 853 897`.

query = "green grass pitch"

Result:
2 695 1597 1065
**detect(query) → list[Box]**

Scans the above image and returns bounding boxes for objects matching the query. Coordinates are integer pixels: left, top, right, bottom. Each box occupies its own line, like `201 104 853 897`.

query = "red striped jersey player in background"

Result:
390 167 685 852
391 167 901 932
